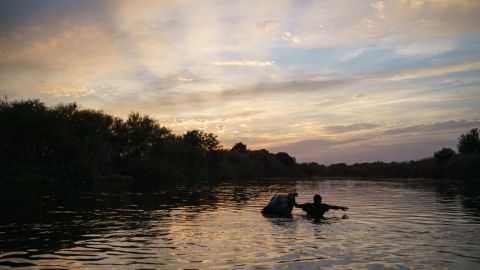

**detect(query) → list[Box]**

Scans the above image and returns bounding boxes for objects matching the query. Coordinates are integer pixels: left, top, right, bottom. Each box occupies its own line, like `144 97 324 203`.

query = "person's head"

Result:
287 192 298 200
313 194 322 204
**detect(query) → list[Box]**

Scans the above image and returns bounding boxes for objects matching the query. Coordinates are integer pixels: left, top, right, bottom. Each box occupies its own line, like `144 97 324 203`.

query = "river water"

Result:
1 179 480 269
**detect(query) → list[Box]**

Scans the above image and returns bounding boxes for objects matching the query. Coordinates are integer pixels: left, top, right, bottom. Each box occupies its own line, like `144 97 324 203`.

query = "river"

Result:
1 178 480 269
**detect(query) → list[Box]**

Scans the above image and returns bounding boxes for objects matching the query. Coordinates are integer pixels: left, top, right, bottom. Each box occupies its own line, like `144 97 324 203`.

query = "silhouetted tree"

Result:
231 142 248 153
298 162 325 177
183 130 220 152
457 128 480 154
328 163 349 177
434 148 455 164
275 152 296 167
122 113 171 159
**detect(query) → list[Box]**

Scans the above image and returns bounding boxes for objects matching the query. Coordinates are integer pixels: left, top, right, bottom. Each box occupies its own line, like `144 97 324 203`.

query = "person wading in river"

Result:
261 192 298 217
295 194 348 218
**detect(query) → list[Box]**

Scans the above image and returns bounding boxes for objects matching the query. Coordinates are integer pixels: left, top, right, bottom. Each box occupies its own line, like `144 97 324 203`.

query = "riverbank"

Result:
1 98 479 185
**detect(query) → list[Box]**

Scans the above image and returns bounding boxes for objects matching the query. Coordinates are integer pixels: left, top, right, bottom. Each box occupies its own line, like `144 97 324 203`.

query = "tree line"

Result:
0 98 478 184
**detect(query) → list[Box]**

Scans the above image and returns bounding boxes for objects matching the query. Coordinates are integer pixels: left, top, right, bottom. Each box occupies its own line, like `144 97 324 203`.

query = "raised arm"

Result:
327 204 348 211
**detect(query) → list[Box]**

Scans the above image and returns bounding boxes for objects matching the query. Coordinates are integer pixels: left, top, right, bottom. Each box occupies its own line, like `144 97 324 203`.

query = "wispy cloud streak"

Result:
209 60 275 67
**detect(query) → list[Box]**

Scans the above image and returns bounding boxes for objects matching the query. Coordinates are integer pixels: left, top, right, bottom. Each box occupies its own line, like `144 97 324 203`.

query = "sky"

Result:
1 0 480 164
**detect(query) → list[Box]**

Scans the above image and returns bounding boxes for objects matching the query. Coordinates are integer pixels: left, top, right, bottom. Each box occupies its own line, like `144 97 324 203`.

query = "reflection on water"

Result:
1 179 480 269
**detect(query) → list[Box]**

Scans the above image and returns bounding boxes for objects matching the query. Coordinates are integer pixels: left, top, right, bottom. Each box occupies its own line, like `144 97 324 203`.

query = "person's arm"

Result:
288 193 298 206
294 202 306 208
327 204 348 211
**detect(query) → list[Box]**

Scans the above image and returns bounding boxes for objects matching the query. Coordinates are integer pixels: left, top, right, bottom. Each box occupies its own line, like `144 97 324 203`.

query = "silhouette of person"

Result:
261 192 298 217
295 194 348 218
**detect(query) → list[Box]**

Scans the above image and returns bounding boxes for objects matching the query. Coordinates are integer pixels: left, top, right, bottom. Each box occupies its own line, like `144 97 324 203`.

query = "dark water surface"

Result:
1 179 480 269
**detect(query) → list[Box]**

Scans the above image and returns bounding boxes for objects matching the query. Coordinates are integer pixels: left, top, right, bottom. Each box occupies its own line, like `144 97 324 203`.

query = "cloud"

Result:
390 59 480 81
377 0 480 41
159 77 357 107
316 139 457 164
158 109 264 125
0 23 121 72
395 42 455 56
39 81 96 97
177 76 193 82
209 60 276 67
270 129 472 164
407 0 479 9
226 109 264 119
297 0 480 48
267 118 480 163
255 20 280 31
383 119 480 136
281 31 300 44
324 122 383 134
271 138 338 154
339 49 365 62
269 136 372 160
216 124 225 133
145 73 202 90
371 1 385 12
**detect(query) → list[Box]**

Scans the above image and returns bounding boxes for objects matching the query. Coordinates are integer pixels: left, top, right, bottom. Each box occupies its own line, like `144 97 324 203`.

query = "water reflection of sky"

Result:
0 179 479 269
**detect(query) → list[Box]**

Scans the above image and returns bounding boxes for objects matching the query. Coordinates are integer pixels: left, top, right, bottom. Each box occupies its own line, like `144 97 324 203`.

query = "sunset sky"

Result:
1 0 479 164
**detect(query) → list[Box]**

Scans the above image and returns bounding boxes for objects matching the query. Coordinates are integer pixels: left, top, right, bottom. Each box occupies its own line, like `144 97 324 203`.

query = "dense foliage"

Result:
457 128 480 154
0 98 303 184
0 98 479 184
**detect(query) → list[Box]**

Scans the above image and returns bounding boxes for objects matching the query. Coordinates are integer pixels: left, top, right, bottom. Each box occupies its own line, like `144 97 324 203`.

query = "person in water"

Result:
261 192 298 216
295 194 348 218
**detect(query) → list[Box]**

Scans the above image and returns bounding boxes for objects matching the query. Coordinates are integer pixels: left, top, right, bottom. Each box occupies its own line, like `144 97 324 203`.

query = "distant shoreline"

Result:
1 98 479 185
